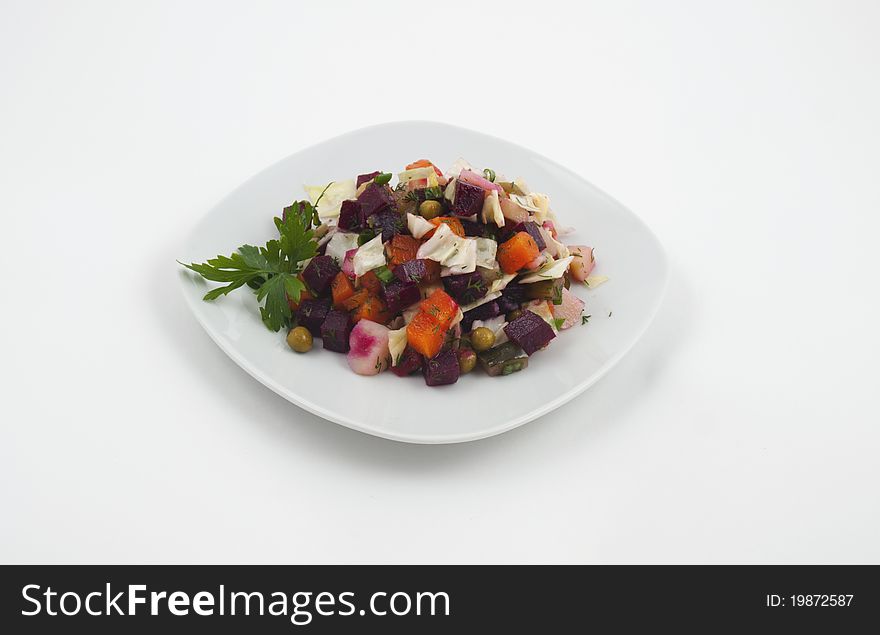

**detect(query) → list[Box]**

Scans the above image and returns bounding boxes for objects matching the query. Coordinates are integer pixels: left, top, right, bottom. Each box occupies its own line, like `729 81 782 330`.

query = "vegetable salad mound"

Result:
181 158 602 386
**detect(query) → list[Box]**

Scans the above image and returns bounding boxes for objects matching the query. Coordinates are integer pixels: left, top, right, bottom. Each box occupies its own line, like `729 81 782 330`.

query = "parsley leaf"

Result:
180 200 319 332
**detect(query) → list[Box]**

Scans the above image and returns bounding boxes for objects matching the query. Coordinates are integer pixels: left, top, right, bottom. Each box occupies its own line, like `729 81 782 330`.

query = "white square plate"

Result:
178 122 667 443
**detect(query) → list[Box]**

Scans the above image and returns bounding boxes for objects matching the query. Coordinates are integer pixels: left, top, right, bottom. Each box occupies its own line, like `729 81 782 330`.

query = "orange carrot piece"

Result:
330 271 355 309
358 270 383 296
342 289 370 312
406 312 445 358
419 289 459 330
405 159 444 177
387 235 421 266
421 259 441 284
423 216 465 240
497 231 541 274
353 295 391 325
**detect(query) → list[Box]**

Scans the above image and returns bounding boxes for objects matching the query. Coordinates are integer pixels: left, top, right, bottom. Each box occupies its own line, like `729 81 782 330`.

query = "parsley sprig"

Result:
180 201 319 332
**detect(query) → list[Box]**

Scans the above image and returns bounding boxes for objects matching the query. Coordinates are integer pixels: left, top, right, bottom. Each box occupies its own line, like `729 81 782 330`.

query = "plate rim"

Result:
178 120 669 444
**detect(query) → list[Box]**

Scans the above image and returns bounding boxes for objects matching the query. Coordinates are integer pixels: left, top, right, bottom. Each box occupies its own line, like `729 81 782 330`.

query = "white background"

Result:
2 0 878 564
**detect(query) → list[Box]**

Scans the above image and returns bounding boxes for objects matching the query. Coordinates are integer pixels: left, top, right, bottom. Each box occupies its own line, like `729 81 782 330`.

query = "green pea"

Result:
470 327 496 352
418 200 442 220
287 326 313 353
458 348 477 374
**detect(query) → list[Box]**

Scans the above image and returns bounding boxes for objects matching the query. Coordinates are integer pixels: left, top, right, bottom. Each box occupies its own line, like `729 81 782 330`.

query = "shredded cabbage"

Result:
518 256 574 283
447 158 473 178
417 224 478 275
388 327 408 366
324 231 359 265
407 212 434 239
353 234 386 276
489 273 516 294
398 166 439 188
440 239 477 276
585 275 609 288
481 190 504 227
304 180 356 218
475 238 497 269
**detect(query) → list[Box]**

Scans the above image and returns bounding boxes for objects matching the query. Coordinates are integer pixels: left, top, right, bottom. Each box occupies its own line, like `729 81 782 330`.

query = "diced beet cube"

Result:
320 309 352 353
357 183 395 218
393 259 431 284
461 301 501 332
356 171 381 188
459 219 487 237
443 271 488 305
423 348 460 386
382 280 421 314
504 310 556 355
496 295 519 314
302 255 340 296
512 221 546 251
391 346 423 377
296 298 331 336
338 199 363 231
368 208 406 242
497 281 527 313
451 180 485 217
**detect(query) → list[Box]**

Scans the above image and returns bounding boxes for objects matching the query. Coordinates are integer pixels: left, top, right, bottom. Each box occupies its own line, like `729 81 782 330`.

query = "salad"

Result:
181 159 604 386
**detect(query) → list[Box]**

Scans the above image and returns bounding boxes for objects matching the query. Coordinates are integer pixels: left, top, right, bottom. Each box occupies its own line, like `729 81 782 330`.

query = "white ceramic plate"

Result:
178 122 667 443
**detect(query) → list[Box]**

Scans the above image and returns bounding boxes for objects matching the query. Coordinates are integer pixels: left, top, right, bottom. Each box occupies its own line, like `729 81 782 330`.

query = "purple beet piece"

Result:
296 298 331 336
459 219 486 237
512 221 546 251
356 171 381 188
391 346 423 377
301 255 340 296
368 208 406 242
357 183 395 218
443 271 488 305
461 301 501 332
451 180 485 217
393 259 431 284
497 281 527 313
496 295 519 314
423 348 460 386
382 280 421 313
320 309 352 353
338 199 363 231
504 310 556 355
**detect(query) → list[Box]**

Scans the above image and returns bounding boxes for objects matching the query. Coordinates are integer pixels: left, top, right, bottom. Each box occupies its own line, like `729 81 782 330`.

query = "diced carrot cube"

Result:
406 311 445 358
422 259 441 284
387 235 421 266
423 216 465 240
353 295 391 325
358 270 383 295
419 289 459 330
330 271 355 309
342 289 370 312
497 231 541 274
